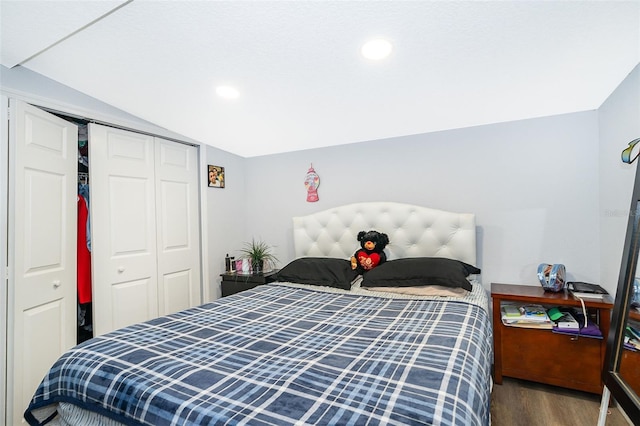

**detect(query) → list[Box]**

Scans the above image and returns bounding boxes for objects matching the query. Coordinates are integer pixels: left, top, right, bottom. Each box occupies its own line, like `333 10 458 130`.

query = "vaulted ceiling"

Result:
1 1 639 157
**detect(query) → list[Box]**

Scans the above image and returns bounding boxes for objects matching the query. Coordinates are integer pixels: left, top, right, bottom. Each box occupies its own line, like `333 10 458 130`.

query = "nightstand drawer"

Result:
501 327 601 392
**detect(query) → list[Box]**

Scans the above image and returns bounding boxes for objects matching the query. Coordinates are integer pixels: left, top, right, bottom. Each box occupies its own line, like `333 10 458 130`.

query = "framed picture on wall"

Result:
208 165 225 188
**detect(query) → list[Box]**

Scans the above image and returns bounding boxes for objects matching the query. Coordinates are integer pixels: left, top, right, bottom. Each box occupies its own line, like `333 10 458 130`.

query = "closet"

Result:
5 100 203 425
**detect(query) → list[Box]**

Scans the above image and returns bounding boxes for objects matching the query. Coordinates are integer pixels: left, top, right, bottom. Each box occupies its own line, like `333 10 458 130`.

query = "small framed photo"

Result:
208 165 225 188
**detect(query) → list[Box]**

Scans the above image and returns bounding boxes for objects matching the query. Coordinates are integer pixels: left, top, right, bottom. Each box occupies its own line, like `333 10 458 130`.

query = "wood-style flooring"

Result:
491 378 631 426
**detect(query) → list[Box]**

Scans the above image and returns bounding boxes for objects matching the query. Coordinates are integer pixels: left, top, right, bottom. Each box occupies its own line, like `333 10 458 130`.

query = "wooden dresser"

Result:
492 283 613 394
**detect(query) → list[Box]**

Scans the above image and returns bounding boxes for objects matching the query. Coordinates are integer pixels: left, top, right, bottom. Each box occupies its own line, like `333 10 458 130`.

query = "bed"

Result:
24 202 493 426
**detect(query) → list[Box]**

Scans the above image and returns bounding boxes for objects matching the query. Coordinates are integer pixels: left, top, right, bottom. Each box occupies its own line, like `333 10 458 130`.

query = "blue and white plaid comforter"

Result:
25 284 492 426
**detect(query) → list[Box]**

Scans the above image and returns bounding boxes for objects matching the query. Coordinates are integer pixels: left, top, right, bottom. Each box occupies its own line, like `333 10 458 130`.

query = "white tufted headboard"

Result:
292 202 477 266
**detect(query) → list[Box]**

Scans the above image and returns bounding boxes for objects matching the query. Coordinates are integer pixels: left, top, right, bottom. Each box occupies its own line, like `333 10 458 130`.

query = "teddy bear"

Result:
351 230 390 273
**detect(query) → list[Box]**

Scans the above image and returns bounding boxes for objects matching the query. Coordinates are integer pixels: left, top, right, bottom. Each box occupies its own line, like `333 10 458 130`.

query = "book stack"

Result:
551 308 603 339
625 325 640 351
501 304 553 329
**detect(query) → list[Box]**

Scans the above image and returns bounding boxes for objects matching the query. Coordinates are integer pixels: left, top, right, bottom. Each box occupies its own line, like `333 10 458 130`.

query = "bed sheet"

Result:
25 283 492 426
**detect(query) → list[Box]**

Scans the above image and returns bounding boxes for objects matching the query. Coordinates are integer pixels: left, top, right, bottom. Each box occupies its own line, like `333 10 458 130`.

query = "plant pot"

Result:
252 260 264 273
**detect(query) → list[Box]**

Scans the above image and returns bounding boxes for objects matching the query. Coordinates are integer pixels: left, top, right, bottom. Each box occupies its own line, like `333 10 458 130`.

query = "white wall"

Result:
598 64 640 291
204 148 247 300
243 111 602 291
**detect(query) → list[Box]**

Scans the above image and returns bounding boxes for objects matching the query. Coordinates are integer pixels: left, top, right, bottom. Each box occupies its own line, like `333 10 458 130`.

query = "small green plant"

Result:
239 239 278 272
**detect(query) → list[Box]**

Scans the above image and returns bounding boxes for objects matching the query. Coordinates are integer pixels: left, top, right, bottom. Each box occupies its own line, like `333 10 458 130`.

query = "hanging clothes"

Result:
77 122 93 343
77 194 92 304
78 183 91 251
77 123 89 173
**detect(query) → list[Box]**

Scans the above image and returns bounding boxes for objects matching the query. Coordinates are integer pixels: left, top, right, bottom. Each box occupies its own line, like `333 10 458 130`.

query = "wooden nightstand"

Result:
220 270 279 297
491 283 613 394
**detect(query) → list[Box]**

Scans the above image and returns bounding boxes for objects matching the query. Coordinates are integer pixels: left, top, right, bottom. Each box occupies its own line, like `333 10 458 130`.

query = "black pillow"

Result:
361 257 480 291
273 257 359 290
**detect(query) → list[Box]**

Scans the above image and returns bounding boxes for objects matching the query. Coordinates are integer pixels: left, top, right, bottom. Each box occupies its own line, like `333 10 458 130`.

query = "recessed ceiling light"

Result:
361 39 392 60
216 85 240 99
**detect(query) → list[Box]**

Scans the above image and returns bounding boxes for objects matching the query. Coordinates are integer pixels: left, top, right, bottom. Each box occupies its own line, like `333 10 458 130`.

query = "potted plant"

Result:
239 238 278 273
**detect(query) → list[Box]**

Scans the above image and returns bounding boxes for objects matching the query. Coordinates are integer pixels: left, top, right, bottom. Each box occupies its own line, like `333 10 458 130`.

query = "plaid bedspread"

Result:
25 285 492 426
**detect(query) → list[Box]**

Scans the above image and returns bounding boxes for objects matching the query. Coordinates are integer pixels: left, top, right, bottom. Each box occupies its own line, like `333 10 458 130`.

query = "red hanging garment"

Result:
77 195 92 304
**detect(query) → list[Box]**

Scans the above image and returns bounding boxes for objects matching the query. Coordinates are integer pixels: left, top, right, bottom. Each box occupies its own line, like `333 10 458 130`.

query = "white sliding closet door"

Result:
7 100 77 424
90 125 201 336
90 124 159 336
155 138 201 315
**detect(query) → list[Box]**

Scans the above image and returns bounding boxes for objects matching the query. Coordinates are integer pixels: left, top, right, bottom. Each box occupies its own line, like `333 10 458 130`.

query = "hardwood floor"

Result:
491 378 631 426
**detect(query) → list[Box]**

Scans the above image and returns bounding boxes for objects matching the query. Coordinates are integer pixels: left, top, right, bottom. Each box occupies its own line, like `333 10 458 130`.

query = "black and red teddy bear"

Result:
351 230 389 274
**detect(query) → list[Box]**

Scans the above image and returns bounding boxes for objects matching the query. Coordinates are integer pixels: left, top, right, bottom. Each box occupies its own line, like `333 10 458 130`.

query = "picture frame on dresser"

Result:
601 155 640 425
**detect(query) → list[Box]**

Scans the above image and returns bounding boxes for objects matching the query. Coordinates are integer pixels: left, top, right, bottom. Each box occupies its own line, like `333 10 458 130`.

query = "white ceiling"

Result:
1 1 639 158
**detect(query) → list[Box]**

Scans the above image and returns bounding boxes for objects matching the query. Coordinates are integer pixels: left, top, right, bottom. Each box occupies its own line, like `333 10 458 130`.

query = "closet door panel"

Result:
90 124 158 336
21 301 66 410
111 278 154 329
155 138 201 315
162 270 192 313
8 100 77 425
